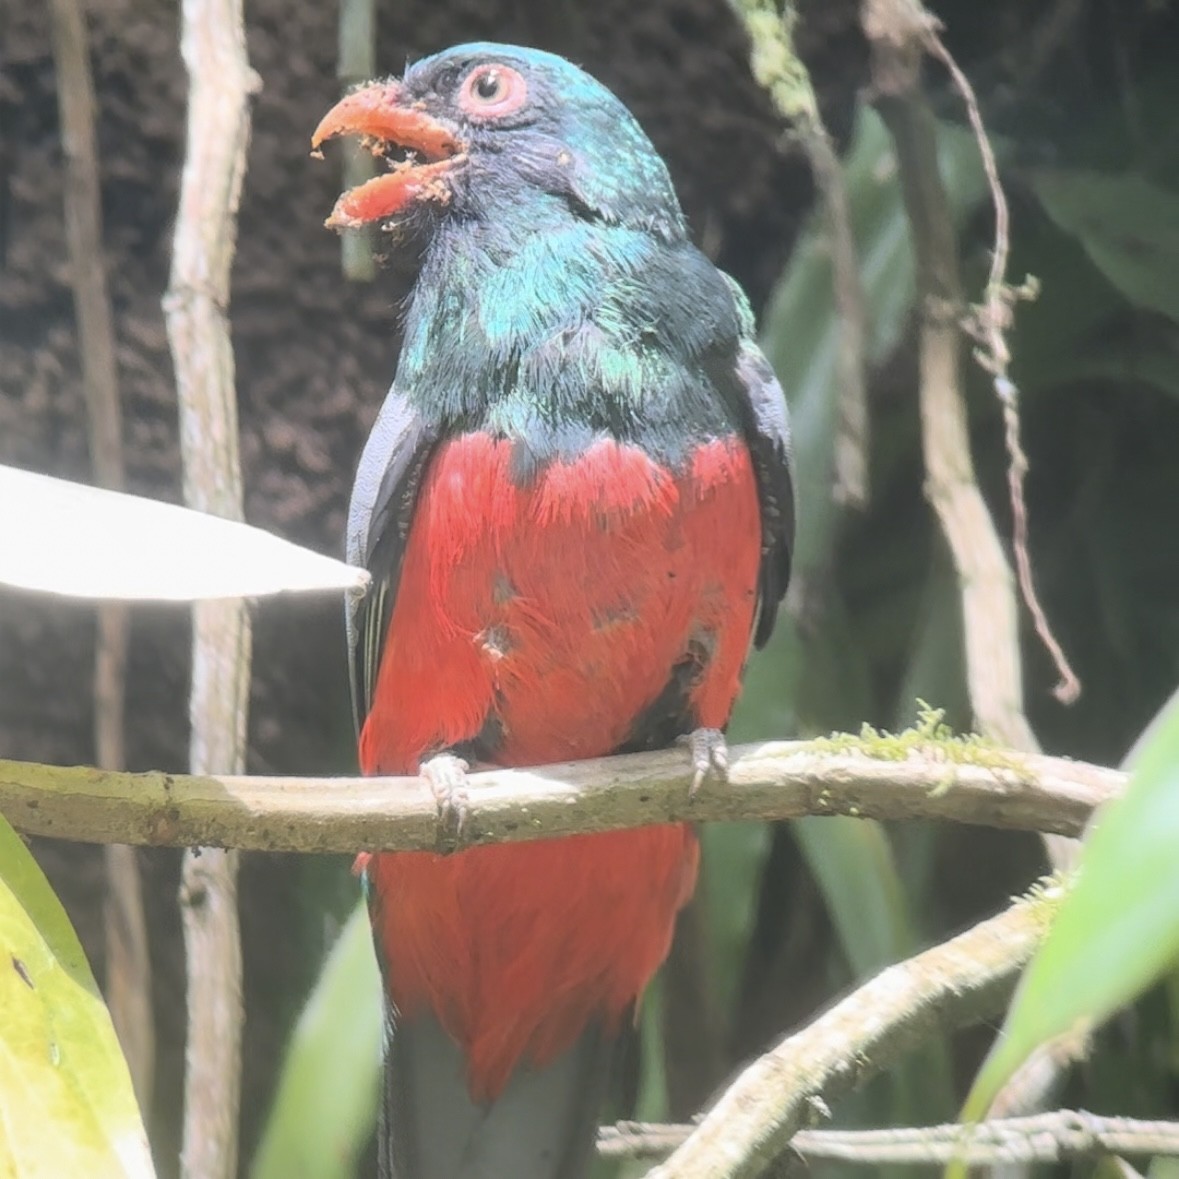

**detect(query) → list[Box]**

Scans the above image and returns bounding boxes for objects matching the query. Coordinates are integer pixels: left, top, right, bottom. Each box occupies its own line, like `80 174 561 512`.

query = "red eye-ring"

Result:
458 64 528 119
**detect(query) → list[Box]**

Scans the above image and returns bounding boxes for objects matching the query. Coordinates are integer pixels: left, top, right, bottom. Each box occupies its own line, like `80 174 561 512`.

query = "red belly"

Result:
360 432 761 1099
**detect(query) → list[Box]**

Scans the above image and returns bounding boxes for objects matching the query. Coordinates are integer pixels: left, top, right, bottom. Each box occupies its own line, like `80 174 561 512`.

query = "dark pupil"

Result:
475 71 502 100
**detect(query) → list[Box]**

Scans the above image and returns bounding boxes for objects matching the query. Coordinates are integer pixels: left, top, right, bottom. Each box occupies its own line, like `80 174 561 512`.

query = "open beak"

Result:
312 82 465 229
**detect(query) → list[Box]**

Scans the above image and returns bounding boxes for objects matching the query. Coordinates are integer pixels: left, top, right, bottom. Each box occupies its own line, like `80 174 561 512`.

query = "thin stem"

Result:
599 1110 1179 1165
47 0 154 1112
645 887 1059 1178
163 1 259 1175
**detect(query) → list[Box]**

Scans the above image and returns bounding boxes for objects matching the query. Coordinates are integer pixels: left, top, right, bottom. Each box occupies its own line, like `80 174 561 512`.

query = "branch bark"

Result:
599 1110 1179 1166
47 0 154 1112
162 2 259 1176
0 740 1123 854
644 887 1058 1178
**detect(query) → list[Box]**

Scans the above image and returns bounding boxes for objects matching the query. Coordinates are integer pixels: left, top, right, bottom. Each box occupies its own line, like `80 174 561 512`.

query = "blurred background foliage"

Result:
3 0 1179 1175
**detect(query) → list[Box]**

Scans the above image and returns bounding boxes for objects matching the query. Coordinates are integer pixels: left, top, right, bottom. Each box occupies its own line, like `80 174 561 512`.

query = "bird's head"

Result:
312 43 686 242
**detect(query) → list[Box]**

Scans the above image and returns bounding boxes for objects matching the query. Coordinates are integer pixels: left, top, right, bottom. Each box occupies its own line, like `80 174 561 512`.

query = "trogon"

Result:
313 43 794 1179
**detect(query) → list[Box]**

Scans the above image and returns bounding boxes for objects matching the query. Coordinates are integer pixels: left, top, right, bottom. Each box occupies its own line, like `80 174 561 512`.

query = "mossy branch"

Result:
1 726 1121 854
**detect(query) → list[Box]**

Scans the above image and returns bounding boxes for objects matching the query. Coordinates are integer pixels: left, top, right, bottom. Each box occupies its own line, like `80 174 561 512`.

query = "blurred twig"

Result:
643 885 1059 1179
336 0 376 280
599 1110 1179 1165
47 0 153 1112
162 1 259 1176
0 738 1123 853
734 0 869 507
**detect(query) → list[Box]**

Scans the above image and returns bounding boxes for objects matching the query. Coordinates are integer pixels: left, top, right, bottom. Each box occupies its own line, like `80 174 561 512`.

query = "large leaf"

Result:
1031 337 1179 402
698 822 772 1013
793 817 915 984
0 464 368 601
0 815 154 1177
1032 169 1179 324
251 902 383 1179
959 688 1179 1132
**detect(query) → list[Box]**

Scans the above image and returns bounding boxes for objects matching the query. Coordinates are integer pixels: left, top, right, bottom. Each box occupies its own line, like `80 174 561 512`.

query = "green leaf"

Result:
1004 202 1127 396
794 817 915 981
634 972 668 1124
0 815 154 1177
251 902 383 1179
959 689 1179 1131
1032 169 1179 324
699 823 772 1012
1038 338 1179 402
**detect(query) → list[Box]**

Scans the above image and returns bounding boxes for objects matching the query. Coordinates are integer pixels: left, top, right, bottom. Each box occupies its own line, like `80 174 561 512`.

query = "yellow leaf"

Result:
0 817 154 1178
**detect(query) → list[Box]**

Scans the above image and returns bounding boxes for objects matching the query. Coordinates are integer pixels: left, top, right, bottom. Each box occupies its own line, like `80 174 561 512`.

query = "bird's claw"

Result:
420 752 471 840
682 727 729 797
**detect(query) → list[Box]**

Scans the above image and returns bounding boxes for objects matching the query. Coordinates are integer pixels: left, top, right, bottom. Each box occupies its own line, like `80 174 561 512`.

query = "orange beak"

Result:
312 82 465 229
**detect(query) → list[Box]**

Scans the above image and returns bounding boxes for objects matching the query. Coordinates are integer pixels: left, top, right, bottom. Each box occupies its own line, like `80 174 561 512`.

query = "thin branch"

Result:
863 0 1087 1127
643 886 1059 1179
47 0 154 1112
46 0 121 494
864 0 1031 753
163 2 259 1177
0 740 1123 853
599 1110 1179 1165
922 27 1080 706
734 0 870 507
865 0 1079 704
336 0 377 281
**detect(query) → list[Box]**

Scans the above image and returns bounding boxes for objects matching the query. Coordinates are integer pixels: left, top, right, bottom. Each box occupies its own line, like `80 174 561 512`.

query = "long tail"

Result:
379 1008 615 1179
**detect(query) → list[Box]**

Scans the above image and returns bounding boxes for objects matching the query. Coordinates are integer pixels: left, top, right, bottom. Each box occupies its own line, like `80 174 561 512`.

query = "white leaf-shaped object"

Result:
0 465 368 602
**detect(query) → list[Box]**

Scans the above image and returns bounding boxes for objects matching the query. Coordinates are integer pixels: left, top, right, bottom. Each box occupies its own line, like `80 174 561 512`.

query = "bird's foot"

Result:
682 727 729 797
419 752 471 840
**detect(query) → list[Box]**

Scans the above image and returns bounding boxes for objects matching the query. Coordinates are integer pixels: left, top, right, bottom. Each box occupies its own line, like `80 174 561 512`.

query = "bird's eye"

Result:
475 70 505 101
458 64 528 119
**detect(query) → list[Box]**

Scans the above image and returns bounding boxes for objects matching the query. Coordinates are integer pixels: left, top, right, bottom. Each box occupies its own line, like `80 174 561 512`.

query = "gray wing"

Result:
345 387 438 733
734 339 795 648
